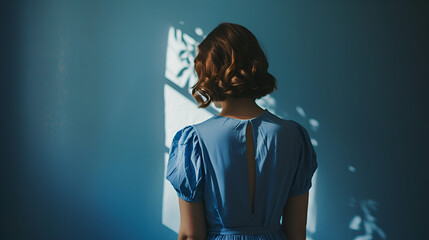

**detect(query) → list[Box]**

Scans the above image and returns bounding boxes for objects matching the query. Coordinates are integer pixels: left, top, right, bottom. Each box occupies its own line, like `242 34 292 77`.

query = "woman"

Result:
166 22 318 240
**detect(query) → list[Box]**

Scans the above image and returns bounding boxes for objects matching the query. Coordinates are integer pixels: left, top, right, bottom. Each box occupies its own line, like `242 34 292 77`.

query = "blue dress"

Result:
166 109 318 240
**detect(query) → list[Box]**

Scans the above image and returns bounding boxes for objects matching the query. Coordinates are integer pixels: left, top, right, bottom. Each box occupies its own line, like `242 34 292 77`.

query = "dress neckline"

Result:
213 108 269 121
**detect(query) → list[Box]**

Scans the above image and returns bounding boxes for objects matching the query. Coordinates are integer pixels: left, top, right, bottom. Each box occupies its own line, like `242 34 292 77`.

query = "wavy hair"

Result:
192 22 277 108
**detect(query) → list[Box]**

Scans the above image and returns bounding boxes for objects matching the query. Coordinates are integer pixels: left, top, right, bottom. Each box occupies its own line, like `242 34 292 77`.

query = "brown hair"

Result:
192 22 277 108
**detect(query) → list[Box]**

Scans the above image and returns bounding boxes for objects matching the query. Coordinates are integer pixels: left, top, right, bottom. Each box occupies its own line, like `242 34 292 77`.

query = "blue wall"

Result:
2 0 428 239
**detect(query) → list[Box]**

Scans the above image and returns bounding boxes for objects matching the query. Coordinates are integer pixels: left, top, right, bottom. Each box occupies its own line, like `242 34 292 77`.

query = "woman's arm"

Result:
177 198 207 240
281 191 309 240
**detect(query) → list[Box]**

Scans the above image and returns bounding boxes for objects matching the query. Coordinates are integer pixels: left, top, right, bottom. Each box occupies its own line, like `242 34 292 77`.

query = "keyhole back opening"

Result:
245 121 256 215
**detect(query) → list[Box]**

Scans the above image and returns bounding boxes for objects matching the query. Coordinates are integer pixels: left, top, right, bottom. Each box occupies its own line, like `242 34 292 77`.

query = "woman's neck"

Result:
215 97 264 118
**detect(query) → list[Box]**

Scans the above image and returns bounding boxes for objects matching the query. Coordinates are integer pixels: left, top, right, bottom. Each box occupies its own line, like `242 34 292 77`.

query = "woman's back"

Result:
166 108 318 239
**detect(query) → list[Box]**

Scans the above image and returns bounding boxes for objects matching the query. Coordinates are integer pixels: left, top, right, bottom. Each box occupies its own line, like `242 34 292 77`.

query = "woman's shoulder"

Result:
171 125 199 146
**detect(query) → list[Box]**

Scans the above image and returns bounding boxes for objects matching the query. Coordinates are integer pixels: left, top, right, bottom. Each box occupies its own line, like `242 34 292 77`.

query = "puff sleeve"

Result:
289 121 318 196
166 125 204 202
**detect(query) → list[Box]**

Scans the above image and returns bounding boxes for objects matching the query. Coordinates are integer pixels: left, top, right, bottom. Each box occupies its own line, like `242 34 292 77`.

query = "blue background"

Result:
1 0 428 239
